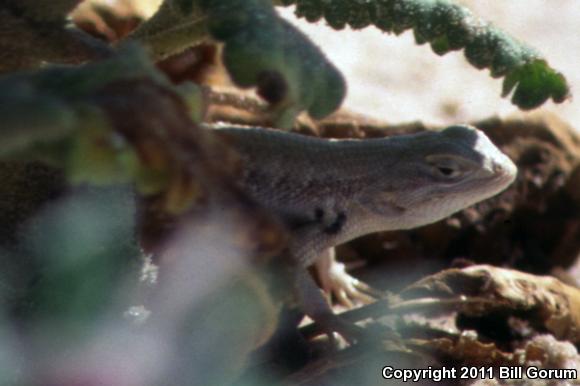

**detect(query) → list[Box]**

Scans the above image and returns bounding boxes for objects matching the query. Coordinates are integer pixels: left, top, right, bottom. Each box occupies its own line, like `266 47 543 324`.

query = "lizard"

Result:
213 124 518 339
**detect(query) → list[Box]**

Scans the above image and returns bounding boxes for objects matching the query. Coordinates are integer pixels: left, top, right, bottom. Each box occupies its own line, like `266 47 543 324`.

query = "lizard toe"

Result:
353 280 386 299
334 288 355 309
322 261 376 307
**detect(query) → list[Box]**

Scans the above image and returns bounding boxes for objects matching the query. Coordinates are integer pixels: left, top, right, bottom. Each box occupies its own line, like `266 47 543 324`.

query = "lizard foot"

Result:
314 249 383 308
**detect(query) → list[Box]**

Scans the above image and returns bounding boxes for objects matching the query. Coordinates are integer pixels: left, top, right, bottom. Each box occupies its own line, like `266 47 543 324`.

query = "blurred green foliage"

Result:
0 45 160 158
0 45 207 193
21 187 139 333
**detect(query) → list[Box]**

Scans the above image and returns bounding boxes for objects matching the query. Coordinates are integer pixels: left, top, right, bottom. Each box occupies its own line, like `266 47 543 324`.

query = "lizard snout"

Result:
491 154 517 184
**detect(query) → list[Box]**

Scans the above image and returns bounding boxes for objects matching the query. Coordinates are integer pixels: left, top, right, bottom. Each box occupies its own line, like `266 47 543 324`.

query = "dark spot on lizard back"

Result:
314 207 325 220
323 212 347 235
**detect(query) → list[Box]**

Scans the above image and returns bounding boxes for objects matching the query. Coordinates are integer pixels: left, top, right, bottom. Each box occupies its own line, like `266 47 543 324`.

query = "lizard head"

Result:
371 125 517 229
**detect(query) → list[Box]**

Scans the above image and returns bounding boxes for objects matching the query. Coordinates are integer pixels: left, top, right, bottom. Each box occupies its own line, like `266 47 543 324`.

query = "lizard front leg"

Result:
294 267 365 343
288 222 376 342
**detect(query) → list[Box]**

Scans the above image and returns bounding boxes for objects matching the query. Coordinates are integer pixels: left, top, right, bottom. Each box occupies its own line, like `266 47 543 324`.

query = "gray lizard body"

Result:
214 125 517 337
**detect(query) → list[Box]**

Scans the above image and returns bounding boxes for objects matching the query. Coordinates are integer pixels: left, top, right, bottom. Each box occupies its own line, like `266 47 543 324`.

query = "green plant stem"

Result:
127 1 211 60
129 16 210 60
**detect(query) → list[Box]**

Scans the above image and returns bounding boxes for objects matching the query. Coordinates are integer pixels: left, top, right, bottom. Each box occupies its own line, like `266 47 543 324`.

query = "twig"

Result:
205 88 429 137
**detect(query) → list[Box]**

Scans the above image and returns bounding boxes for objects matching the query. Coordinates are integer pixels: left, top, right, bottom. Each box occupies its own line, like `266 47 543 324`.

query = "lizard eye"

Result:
436 166 459 177
426 155 466 179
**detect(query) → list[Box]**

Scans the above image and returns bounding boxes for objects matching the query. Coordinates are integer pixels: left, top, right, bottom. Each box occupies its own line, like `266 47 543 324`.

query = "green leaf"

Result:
347 1 372 29
296 0 324 23
502 60 570 110
66 109 140 186
324 0 349 30
282 0 570 110
202 0 346 124
430 36 452 55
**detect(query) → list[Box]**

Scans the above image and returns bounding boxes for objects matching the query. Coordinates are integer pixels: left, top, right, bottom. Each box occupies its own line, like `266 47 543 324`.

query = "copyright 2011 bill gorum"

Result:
381 366 578 382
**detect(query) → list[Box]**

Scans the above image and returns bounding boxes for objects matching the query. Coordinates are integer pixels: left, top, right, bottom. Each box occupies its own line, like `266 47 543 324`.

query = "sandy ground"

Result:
277 1 579 130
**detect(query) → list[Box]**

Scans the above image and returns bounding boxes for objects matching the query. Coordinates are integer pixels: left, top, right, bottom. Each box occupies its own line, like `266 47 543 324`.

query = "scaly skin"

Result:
214 125 517 339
